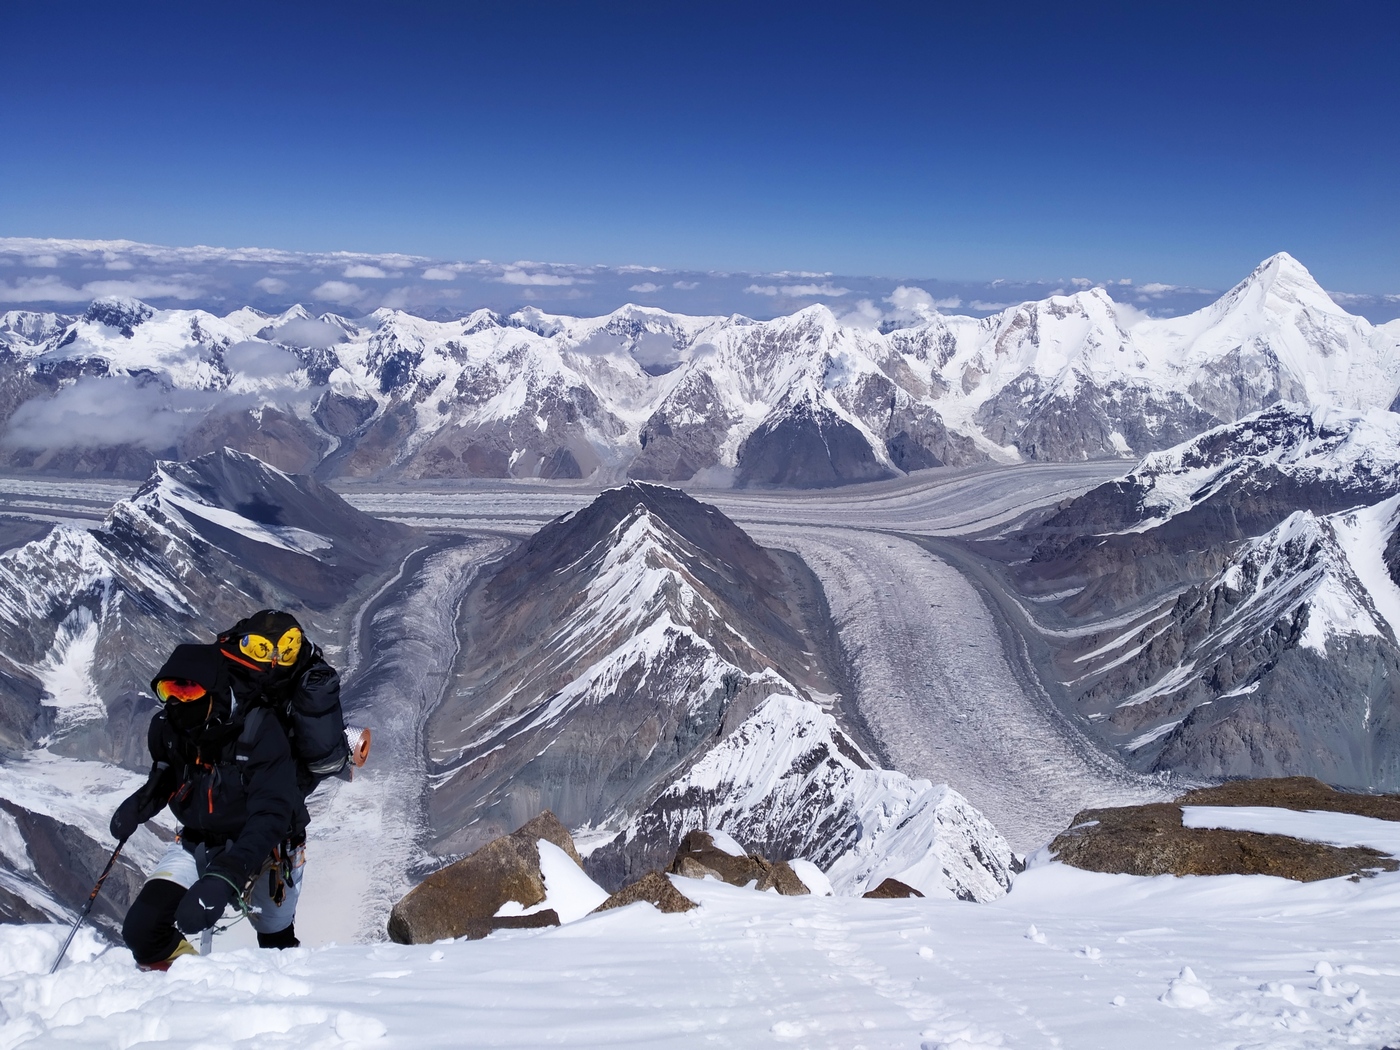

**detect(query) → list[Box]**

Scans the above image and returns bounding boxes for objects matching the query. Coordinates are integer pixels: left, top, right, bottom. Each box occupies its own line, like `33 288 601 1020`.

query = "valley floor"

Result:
6 860 1398 1049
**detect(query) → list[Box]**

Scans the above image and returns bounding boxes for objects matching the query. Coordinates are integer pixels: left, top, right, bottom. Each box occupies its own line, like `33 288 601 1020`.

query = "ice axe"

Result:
49 836 127 974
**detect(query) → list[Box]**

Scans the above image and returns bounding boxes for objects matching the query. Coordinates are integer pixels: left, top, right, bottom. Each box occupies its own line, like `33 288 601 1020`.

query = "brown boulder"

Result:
387 811 584 943
862 878 925 899
1051 787 1399 882
593 870 698 914
667 831 809 895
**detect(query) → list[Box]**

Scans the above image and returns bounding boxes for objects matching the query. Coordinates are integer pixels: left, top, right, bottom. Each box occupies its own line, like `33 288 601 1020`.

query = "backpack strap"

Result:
234 707 268 768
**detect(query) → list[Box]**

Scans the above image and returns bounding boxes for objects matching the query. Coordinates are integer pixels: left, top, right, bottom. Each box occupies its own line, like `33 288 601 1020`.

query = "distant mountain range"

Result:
3 253 1395 488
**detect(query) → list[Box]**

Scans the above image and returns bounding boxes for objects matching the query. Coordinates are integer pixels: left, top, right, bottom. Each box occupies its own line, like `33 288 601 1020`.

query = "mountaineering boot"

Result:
138 938 197 972
257 923 300 949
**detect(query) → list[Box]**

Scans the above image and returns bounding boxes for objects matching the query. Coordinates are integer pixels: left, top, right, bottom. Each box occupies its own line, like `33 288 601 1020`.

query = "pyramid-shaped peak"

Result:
1231 252 1339 312
488 481 775 603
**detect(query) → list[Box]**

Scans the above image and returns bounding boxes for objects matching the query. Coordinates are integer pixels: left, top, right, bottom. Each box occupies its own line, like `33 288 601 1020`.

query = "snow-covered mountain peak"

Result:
81 297 154 337
1233 251 1340 314
602 692 1017 901
1 310 71 344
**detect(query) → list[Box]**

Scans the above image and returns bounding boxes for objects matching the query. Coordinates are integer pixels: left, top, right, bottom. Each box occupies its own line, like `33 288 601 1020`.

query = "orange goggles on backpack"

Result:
237 626 303 666
154 678 208 704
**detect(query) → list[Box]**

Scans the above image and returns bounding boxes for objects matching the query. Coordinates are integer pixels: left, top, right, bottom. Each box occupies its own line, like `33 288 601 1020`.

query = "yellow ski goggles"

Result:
237 626 303 666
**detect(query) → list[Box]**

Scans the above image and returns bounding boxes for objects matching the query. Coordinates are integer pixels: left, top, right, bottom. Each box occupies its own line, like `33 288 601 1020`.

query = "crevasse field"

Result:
4 807 1398 1050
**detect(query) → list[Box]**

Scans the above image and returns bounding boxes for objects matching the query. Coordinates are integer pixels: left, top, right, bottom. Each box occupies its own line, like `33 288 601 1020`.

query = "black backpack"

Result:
218 615 352 793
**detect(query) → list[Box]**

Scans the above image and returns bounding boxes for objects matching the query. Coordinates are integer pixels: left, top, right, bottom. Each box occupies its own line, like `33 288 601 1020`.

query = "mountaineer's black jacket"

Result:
145 702 308 884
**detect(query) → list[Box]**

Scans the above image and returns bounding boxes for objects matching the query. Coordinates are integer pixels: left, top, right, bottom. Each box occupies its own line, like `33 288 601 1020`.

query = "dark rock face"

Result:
425 482 848 860
312 390 377 438
666 831 808 895
593 871 697 914
1050 794 1398 882
984 405 1400 789
82 298 153 338
862 878 924 899
387 812 580 943
976 378 1214 462
630 372 730 482
1178 776 1400 818
736 400 896 489
180 406 328 475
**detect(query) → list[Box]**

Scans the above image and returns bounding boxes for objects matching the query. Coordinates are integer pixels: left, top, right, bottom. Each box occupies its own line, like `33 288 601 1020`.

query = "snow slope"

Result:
7 837 1400 1049
603 694 1017 902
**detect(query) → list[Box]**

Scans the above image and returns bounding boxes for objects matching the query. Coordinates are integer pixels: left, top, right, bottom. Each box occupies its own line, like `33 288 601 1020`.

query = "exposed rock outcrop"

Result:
862 878 925 899
1049 779 1400 882
593 871 697 914
666 831 809 895
387 812 581 944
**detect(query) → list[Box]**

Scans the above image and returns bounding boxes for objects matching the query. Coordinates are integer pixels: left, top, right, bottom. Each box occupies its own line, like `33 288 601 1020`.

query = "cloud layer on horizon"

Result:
1 237 1396 327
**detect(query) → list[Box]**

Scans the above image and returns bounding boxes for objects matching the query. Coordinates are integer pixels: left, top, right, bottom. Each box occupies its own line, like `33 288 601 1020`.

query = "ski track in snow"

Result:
749 526 1159 853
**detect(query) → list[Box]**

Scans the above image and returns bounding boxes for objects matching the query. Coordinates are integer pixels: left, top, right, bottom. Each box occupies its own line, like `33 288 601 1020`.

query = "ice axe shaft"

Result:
49 837 126 975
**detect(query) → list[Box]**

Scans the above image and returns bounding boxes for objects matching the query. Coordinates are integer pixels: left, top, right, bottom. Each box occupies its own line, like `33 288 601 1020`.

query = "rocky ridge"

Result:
990 404 1400 789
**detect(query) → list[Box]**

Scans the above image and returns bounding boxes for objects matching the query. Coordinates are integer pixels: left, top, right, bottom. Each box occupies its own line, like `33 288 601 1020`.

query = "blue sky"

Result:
2 2 1397 298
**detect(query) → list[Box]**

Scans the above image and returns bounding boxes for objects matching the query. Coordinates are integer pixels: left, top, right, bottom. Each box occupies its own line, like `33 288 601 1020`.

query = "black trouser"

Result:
122 878 300 961
122 879 186 966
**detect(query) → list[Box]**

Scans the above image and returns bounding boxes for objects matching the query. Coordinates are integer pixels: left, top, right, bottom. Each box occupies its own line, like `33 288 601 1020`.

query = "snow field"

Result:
6 862 1400 1049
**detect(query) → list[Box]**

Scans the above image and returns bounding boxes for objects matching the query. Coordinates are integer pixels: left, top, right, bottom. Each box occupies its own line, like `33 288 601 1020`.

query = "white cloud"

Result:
104 258 134 271
672 280 699 290
1137 282 1178 296
780 283 851 298
343 263 388 279
1327 290 1372 305
1116 278 1133 286
838 299 885 329
499 269 576 286
0 275 88 302
629 282 661 293
0 275 204 303
24 254 59 268
1386 293 1400 303
83 279 203 300
970 300 1014 311
883 286 960 323
310 280 365 305
1110 301 1154 328
224 340 302 377
1071 277 1093 289
744 284 779 296
255 276 289 294
421 267 457 281
269 318 346 347
1 375 221 451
